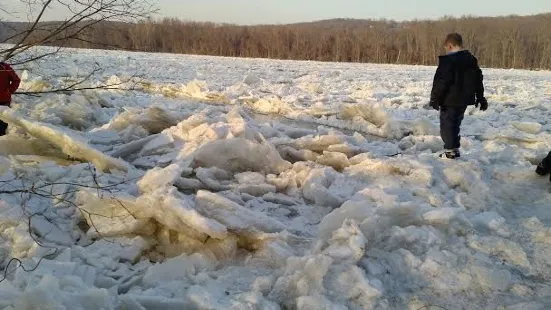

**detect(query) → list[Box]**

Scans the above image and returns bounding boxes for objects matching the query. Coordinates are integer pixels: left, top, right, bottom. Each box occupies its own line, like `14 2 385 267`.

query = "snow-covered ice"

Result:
0 46 551 309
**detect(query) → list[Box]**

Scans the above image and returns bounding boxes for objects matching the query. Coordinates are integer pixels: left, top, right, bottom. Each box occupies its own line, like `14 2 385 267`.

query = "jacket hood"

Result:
440 50 478 68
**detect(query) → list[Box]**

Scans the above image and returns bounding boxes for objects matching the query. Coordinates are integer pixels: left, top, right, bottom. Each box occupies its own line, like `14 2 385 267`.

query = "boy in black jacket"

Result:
430 33 488 159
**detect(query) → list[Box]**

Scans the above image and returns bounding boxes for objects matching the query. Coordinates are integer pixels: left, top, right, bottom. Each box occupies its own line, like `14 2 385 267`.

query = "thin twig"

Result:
416 305 449 310
0 249 58 283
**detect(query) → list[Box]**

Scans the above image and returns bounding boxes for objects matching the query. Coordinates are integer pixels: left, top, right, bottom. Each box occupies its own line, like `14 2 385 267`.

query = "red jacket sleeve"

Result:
5 64 21 94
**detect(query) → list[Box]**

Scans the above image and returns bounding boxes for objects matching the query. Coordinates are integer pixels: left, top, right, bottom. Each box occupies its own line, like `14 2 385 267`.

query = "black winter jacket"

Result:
430 50 484 108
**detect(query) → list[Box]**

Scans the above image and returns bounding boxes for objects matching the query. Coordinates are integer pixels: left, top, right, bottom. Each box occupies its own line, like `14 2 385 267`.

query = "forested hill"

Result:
2 13 551 69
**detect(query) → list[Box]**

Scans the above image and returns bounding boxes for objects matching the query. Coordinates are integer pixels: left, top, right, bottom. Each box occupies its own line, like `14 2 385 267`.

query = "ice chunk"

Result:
235 172 276 195
349 153 372 165
316 151 350 171
278 145 320 162
199 235 239 263
137 163 184 194
117 295 190 310
173 177 206 191
13 258 97 287
243 74 261 85
472 211 510 237
138 133 174 157
195 190 287 237
469 265 511 292
321 219 366 262
443 166 476 193
235 172 266 184
338 103 404 138
14 274 110 310
511 121 542 134
109 134 160 159
235 172 276 197
250 96 285 114
86 129 120 145
105 107 181 134
142 253 216 287
192 138 292 174
505 302 545 310
270 229 380 309
296 296 343 310
246 239 298 269
481 127 540 143
195 167 233 191
340 103 388 127
0 281 20 308
138 187 228 239
79 236 153 263
468 236 530 269
0 200 25 227
302 168 344 208
323 264 382 307
422 207 462 225
182 79 209 97
0 107 129 173
0 135 67 158
326 143 357 157
78 191 156 238
412 117 438 136
268 255 333 308
294 135 345 152
29 215 74 246
237 183 277 196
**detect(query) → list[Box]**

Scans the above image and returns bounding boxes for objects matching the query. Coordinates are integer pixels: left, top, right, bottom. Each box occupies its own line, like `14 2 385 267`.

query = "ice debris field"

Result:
1 46 551 310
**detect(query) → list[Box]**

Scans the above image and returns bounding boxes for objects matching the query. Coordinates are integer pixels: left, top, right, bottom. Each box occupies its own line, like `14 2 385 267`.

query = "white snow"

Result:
0 45 551 309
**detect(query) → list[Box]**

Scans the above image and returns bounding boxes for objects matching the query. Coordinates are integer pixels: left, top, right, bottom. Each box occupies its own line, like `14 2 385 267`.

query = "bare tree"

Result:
57 13 551 70
0 0 156 94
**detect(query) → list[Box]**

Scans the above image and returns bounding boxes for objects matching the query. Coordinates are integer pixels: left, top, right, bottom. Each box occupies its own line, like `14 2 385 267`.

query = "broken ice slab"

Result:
0 136 67 159
192 138 292 174
195 190 287 238
138 187 229 239
0 107 130 173
78 191 157 239
74 236 153 266
104 106 182 134
108 134 160 159
79 189 228 240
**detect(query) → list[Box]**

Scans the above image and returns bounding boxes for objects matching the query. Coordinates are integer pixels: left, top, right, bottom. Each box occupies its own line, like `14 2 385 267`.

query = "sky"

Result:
2 0 551 24
157 0 551 24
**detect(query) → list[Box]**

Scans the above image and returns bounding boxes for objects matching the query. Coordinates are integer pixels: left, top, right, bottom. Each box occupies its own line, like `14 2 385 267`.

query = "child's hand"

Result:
476 97 488 111
429 101 440 111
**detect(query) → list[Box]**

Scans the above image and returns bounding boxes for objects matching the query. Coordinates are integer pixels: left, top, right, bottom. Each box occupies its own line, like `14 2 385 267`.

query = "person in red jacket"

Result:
0 62 21 136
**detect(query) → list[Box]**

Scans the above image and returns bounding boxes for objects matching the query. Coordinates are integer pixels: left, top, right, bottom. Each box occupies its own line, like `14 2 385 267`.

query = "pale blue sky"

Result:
156 0 551 24
3 0 551 24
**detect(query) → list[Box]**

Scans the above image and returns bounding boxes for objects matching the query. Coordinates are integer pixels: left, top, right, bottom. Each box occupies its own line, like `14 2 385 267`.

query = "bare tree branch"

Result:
0 0 156 95
15 71 143 96
0 164 139 282
7 46 62 65
3 0 54 60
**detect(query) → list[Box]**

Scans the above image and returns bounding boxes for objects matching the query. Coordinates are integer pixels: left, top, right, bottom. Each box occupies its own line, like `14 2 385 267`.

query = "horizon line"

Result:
153 11 551 26
2 11 551 26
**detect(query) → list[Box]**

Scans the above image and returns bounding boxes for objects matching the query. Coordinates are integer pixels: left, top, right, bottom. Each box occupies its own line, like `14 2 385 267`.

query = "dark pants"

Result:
540 152 551 171
0 120 6 136
440 106 467 150
0 102 8 136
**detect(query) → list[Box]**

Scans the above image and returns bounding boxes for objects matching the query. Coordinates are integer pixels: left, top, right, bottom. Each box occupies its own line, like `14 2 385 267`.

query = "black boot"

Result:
439 149 460 159
536 162 548 176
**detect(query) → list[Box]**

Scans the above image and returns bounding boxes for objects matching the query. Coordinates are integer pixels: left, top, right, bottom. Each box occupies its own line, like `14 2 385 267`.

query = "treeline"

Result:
6 14 551 69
